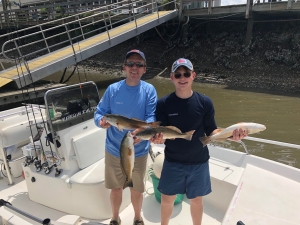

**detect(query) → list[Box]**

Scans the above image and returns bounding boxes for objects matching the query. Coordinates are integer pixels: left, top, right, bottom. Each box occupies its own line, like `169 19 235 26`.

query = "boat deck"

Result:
0 177 222 225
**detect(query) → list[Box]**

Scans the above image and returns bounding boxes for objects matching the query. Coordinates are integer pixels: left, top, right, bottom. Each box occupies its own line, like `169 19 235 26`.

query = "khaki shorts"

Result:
105 150 148 193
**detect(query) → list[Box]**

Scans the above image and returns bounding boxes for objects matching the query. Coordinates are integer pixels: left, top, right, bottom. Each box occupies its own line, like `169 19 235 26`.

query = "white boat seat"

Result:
69 158 105 184
71 128 106 169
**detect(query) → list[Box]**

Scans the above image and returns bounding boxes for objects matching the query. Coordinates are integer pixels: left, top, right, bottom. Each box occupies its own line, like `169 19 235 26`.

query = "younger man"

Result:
152 58 247 225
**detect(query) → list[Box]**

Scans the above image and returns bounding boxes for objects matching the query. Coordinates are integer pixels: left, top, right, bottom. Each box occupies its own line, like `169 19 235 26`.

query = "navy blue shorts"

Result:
157 160 211 199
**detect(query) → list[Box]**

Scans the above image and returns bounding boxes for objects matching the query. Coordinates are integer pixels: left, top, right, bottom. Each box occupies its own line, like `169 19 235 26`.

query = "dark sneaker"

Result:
133 217 144 225
109 217 121 225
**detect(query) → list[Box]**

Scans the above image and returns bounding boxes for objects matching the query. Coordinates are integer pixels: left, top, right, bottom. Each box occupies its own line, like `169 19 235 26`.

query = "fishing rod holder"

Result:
0 199 52 224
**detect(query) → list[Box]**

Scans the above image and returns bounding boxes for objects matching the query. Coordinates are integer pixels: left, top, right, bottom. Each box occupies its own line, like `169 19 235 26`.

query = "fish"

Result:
120 131 135 189
103 114 161 131
199 122 266 146
135 126 195 141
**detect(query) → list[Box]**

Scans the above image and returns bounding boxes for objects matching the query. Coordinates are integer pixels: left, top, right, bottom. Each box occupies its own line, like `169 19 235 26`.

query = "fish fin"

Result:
199 136 211 147
165 126 183 133
132 118 147 122
117 123 123 132
184 130 196 141
123 179 133 189
148 121 161 128
215 128 224 133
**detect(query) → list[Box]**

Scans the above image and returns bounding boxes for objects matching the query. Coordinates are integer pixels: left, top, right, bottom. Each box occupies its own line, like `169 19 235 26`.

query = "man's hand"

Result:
150 132 165 144
100 118 111 129
132 128 143 145
229 128 248 141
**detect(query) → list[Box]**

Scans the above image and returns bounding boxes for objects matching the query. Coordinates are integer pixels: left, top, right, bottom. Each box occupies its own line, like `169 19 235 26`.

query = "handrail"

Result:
236 136 300 155
244 136 300 149
0 199 51 224
1 0 176 61
0 106 44 119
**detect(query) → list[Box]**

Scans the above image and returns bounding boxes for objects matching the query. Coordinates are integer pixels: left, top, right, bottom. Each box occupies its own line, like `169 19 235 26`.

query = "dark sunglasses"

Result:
173 72 191 79
125 61 145 68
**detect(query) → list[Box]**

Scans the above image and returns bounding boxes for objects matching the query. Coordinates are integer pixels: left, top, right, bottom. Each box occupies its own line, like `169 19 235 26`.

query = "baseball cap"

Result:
171 58 193 72
125 49 146 61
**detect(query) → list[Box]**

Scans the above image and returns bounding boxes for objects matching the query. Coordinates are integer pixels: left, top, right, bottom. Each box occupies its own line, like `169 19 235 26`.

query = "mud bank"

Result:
79 20 300 95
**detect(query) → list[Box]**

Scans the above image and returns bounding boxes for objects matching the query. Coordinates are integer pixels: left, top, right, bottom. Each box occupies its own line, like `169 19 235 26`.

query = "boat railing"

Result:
0 199 51 225
0 0 177 62
0 105 45 119
239 136 300 155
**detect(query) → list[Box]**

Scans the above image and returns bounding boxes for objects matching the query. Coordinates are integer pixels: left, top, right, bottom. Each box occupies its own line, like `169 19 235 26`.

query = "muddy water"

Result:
2 65 300 168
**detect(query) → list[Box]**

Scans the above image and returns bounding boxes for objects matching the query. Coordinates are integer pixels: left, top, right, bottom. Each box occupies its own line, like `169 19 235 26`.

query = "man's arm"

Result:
94 89 111 128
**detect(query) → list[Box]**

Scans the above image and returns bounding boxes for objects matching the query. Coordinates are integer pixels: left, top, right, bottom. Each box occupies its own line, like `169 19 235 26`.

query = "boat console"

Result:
22 82 131 219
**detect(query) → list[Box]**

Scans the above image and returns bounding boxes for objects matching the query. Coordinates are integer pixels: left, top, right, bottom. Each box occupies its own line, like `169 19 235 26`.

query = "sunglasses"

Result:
173 72 192 79
125 61 145 68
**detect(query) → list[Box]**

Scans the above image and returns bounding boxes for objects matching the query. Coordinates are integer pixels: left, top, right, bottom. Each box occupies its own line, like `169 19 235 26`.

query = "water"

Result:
4 65 300 169
149 78 300 168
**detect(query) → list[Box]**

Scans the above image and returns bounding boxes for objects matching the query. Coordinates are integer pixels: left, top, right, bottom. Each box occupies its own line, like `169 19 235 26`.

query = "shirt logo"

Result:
116 102 123 104
168 113 178 116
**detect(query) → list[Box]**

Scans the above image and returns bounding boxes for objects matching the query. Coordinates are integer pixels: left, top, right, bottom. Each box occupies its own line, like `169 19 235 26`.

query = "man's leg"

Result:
130 188 143 220
130 154 148 221
161 194 176 225
190 196 203 225
110 188 123 220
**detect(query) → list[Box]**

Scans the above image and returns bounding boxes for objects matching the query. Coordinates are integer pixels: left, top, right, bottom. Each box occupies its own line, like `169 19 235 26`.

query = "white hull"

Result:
0 84 299 225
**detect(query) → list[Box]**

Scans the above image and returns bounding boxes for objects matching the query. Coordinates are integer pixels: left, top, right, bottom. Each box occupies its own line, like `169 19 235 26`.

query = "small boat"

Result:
0 82 299 225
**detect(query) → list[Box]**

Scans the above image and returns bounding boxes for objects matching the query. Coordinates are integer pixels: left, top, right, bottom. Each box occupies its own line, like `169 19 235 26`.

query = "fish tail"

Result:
184 130 195 141
148 121 161 128
123 179 133 189
199 136 211 147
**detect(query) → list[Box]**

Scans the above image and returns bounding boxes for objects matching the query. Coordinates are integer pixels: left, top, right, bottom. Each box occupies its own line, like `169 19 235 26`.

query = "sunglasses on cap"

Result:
125 61 145 68
173 72 192 79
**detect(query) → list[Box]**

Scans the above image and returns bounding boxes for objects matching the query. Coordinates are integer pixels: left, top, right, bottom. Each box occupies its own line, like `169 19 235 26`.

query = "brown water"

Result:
3 65 300 168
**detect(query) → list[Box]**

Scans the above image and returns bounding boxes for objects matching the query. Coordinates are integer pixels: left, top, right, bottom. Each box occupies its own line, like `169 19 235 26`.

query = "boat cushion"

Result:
70 158 105 184
72 128 106 169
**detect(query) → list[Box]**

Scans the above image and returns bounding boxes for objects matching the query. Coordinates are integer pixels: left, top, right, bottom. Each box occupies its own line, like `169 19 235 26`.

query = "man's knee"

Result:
111 188 123 196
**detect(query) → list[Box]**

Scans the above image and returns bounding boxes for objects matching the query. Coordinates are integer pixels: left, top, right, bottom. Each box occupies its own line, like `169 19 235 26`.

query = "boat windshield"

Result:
44 81 100 132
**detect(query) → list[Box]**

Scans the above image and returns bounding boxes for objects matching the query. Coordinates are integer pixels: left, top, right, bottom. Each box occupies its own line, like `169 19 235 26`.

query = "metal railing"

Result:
0 0 176 62
238 136 300 155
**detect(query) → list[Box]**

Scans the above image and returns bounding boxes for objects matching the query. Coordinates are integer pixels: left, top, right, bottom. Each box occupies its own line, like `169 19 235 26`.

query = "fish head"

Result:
125 131 134 145
126 131 133 138
103 114 117 124
258 124 267 131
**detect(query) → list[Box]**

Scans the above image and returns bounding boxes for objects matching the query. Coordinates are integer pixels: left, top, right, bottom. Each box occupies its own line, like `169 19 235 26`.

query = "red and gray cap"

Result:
171 58 193 72
125 49 146 61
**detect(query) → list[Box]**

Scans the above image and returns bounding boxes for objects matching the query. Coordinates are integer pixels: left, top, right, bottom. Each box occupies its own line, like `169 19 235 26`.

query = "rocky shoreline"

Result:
78 20 300 96
1 20 300 96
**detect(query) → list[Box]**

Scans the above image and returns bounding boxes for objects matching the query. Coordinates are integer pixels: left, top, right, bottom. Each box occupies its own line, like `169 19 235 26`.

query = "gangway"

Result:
0 0 178 89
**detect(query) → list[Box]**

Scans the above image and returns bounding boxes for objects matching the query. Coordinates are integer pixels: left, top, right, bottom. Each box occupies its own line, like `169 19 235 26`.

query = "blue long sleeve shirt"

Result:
94 79 157 158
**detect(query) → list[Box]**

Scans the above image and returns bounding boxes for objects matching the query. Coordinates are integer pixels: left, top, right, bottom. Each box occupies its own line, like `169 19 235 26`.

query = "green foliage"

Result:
83 12 93 18
40 8 47 14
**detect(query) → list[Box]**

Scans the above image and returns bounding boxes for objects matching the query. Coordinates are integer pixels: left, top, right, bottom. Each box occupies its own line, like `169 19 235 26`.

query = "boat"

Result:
0 81 300 225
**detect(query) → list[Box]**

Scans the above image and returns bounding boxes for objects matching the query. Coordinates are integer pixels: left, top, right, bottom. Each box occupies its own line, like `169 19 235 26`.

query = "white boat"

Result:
0 81 300 225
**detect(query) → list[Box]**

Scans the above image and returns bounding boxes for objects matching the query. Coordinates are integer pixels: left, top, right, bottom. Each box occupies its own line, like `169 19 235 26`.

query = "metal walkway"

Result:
0 0 178 89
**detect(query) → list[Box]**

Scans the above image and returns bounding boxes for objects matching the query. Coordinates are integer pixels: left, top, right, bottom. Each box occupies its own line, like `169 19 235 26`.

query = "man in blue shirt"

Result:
94 50 157 225
152 58 247 225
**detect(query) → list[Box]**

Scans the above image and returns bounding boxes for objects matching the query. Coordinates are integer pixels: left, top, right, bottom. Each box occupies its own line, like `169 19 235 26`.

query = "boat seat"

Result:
71 127 106 169
69 158 105 184
209 158 245 186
